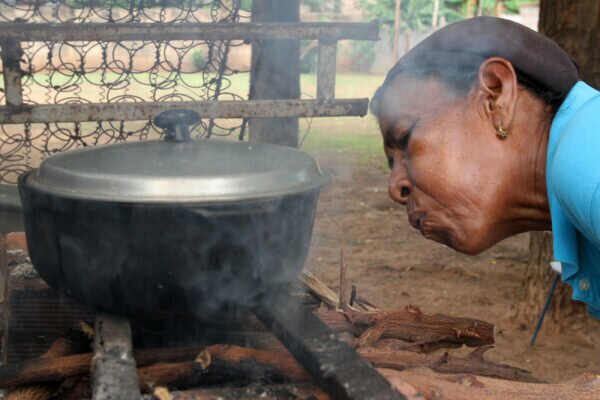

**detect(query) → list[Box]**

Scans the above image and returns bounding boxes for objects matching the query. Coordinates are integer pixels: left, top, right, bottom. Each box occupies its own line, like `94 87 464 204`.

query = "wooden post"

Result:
249 0 301 147
0 39 24 107
316 40 337 100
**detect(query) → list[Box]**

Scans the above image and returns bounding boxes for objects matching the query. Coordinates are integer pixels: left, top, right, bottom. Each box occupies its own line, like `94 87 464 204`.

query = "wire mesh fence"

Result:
0 0 252 184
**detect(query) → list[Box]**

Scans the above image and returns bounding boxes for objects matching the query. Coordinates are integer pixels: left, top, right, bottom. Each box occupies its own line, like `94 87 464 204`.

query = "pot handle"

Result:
154 109 200 142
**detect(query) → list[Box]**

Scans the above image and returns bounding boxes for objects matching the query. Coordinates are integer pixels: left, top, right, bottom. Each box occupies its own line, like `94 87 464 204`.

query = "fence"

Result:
0 1 378 185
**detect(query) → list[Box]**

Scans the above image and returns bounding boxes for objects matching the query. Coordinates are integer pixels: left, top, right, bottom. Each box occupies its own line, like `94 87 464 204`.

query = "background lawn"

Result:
299 73 386 168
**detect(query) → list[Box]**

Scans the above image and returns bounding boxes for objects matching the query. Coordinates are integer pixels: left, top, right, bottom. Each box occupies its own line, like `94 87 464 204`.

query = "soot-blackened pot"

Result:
18 110 330 319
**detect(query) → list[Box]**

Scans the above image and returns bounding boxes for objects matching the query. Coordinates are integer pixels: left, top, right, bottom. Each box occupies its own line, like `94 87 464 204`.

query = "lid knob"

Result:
154 109 200 142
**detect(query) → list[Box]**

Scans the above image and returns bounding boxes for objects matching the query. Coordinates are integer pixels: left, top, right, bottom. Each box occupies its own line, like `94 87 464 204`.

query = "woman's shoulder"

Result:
550 85 600 246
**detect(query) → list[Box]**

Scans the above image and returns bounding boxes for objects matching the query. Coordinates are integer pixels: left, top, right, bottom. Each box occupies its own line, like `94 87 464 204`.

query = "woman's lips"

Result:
408 211 427 233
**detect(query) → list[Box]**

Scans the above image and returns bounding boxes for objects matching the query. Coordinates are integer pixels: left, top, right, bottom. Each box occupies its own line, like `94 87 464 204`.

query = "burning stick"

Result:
137 345 311 393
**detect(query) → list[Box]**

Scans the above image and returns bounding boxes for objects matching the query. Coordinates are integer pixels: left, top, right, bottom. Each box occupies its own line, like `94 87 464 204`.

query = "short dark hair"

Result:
370 63 567 118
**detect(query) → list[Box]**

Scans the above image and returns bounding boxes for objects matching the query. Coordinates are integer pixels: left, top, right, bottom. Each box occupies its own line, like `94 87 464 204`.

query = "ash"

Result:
8 257 38 280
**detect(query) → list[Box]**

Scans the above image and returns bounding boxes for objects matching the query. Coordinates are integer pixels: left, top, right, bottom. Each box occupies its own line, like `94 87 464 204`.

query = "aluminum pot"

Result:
18 110 330 319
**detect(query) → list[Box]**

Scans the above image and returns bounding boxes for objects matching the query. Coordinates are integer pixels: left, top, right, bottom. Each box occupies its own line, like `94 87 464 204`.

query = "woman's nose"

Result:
388 164 412 205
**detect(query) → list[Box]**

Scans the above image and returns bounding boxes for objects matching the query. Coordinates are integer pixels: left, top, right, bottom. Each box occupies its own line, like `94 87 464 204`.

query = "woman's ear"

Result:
476 57 518 131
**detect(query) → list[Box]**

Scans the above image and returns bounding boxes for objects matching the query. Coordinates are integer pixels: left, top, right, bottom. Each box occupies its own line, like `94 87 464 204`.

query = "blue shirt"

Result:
547 81 600 318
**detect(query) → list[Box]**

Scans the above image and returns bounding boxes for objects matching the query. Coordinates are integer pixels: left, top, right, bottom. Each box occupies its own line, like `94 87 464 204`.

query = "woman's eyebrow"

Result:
384 117 417 148
383 117 404 147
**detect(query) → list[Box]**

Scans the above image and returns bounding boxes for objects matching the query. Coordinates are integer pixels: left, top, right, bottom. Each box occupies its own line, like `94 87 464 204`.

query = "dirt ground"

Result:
303 147 600 384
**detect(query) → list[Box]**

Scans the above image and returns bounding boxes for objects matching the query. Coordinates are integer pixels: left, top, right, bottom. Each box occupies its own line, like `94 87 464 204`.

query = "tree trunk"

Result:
391 0 402 65
539 1 600 87
431 0 439 28
476 0 484 16
494 0 503 17
515 0 600 330
466 0 475 18
249 0 300 147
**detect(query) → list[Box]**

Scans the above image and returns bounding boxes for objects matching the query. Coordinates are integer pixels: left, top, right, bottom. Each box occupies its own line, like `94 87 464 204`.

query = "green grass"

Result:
298 73 386 166
301 130 382 155
300 73 384 99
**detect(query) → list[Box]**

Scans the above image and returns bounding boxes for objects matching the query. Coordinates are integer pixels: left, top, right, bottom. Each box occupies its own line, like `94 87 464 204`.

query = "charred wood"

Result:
137 345 310 392
143 384 329 400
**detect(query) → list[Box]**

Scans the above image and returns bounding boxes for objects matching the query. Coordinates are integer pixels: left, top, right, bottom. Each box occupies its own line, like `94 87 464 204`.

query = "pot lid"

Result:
25 139 331 203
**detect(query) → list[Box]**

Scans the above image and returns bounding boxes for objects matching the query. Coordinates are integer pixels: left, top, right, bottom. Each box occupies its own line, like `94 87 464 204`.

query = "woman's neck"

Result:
505 93 554 234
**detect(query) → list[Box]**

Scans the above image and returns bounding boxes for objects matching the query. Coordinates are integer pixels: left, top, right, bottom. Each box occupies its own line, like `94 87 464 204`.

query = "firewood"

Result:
0 347 204 389
148 367 598 400
5 384 60 400
203 344 541 384
359 345 544 383
204 345 310 382
54 377 91 400
301 254 496 350
312 306 495 349
137 345 310 392
0 337 539 391
144 384 330 400
0 341 548 396
335 252 496 348
0 353 93 388
138 361 198 392
371 338 463 354
298 270 339 309
379 367 600 400
141 344 542 390
350 284 378 311
5 323 92 400
152 386 171 400
345 304 496 348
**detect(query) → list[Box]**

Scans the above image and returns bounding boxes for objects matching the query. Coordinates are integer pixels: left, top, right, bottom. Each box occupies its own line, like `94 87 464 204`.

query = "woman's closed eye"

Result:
384 119 418 170
395 129 411 151
385 119 417 152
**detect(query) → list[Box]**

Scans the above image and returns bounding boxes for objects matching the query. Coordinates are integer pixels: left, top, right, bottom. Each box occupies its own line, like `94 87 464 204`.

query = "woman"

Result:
372 17 600 317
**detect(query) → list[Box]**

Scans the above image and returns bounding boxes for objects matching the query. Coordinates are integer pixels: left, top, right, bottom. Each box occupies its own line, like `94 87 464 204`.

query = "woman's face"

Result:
378 74 515 255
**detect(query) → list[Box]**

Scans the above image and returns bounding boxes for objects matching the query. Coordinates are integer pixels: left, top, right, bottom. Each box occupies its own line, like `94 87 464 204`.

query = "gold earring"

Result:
496 123 509 139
